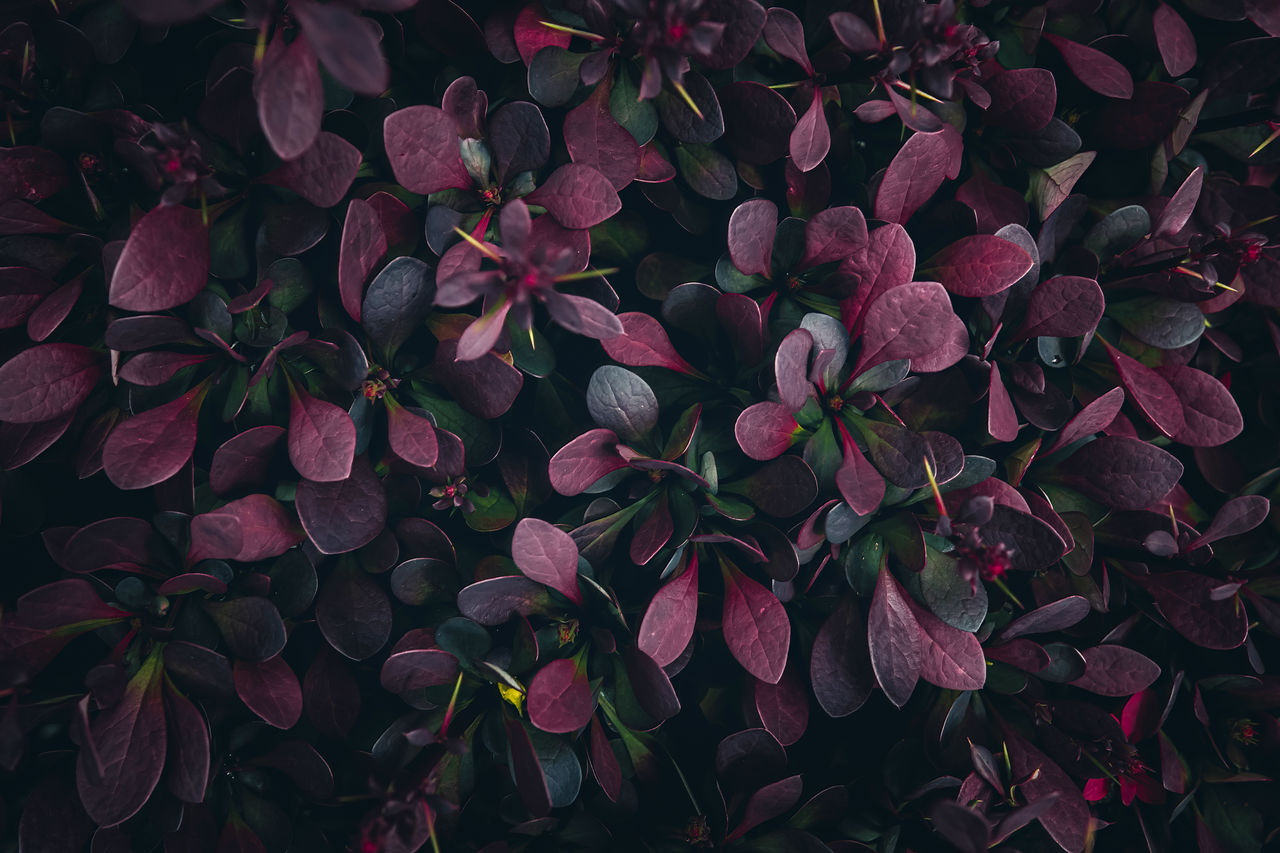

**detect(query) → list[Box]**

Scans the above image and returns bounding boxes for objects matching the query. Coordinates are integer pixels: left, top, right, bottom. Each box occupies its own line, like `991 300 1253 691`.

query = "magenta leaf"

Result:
1064 436 1183 510
288 379 356 483
728 198 777 278
726 774 804 842
385 396 439 468
1159 364 1243 448
103 382 208 490
905 597 985 691
1000 596 1091 640
1153 4 1196 76
763 7 812 72
637 552 700 666
109 204 210 312
1002 730 1090 853
338 199 386 323
457 576 551 626
0 266 56 328
1104 342 1185 438
1189 495 1270 549
790 90 830 173
13 578 128 631
1140 571 1248 650
1014 276 1104 340
253 31 322 160
853 282 962 375
984 68 1057 134
1072 645 1161 696
234 654 303 729
1154 165 1204 238
75 652 166 827
589 716 621 802
774 327 814 412
267 131 361 208
163 684 210 804
754 658 809 747
196 495 301 563
867 565 921 708
987 362 1019 442
548 428 629 495
1045 387 1124 454
210 426 284 496
512 517 584 605
0 343 100 424
291 0 388 96
601 312 698 375
528 657 594 733
316 561 392 660
1042 34 1133 99
835 432 885 516
564 82 640 190
380 649 459 694
721 562 790 684
873 126 962 224
843 223 916 334
800 206 867 269
526 163 622 229
295 454 388 554
383 106 472 195
922 235 1033 298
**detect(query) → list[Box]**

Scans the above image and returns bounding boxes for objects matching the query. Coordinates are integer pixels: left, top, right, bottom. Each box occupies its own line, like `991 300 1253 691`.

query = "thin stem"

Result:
451 226 503 262
554 267 619 282
540 20 607 42
672 80 705 120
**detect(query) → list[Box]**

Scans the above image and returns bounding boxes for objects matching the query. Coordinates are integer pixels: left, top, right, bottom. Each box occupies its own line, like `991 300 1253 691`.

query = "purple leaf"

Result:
503 716 552 818
383 106 472 195
1064 436 1183 511
0 343 100 424
163 684 210 804
13 579 128 630
549 429 630 495
204 597 286 661
800 206 867 269
0 266 56 328
763 7 812 72
843 223 915 334
457 576 550 626
718 81 796 165
721 562 790 684
204 494 300 563
625 647 681 721
754 658 809 746
75 653 166 827
726 774 804 842
1071 645 1161 696
295 454 388 554
1014 276 1104 340
564 82 640 190
1002 730 1089 853
1140 571 1249 649
528 657 594 733
380 649 459 694
103 383 208 490
489 101 551 184
601 312 699 375
853 282 961 375
868 566 921 708
874 126 962 224
922 235 1033 298
337 200 386 323
988 362 1019 442
1104 342 1185 438
1042 34 1133 99
525 164 621 229
1160 364 1243 448
905 596 985 691
317 562 393 660
589 716 621 802
385 396 439 468
809 595 874 717
109 204 210 312
292 0 388 96
775 327 814 412
1153 4 1196 76
1154 166 1204 238
267 131 361 208
728 198 777 278
984 68 1057 134
288 379 356 483
513 517 584 605
1001 596 1091 640
1045 387 1124 454
790 90 830 173
1189 495 1270 549
836 431 885 515
254 31 322 160
735 402 801 461
210 425 285 496
234 654 303 729
638 552 700 666
363 256 434 362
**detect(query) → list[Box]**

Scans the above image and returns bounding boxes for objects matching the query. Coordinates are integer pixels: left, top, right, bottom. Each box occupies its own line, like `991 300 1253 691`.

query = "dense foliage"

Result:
3 0 1280 850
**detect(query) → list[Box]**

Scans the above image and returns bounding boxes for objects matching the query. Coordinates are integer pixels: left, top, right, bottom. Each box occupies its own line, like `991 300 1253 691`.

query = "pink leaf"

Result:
234 654 303 729
385 395 439 468
564 82 640 190
1013 276 1104 340
906 597 986 691
735 402 801 461
868 566 920 708
254 31 322 160
1042 34 1134 99
338 201 390 322
873 126 962 224
1072 645 1161 696
988 362 1019 442
790 90 830 173
109 204 210 312
288 379 356 482
527 657 594 733
922 235 1034 298
1153 4 1196 76
601 312 698 375
103 383 209 490
383 105 472 195
728 198 777 278
267 131 361 208
637 551 700 666
1104 342 1185 438
525 163 621 229
754 658 809 746
721 562 790 684
548 428 630 495
513 517 584 605
0 343 100 424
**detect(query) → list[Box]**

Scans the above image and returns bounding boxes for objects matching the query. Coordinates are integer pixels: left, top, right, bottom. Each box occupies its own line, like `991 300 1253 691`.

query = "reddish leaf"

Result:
0 266 56 328
835 431 885 515
295 455 388 554
1104 342 1184 438
103 382 209 490
304 648 361 736
292 0 388 95
1065 436 1183 511
383 106 472 195
868 565 920 708
1001 596 1091 640
763 7 812 72
1140 571 1248 650
809 595 874 717
337 199 386 324
503 716 552 818
1154 166 1204 238
721 563 791 684
956 172 1029 235
735 402 801 461
984 68 1057 134
268 132 361 208
775 327 814 412
234 654 303 729
728 198 777 278
528 657 594 733
26 278 79 342
564 82 640 190
791 90 830 173
601 312 698 375
163 685 210 804
548 428 630 495
1153 4 1196 76
512 517 584 605
874 126 962 224
1188 495 1270 549
513 2 570 64
905 597 985 691
194 494 302 563
317 561 392 660
801 206 868 269
14 578 128 631
637 552 700 666
1159 364 1243 448
75 653 166 827
1002 730 1090 853
726 774 804 842
109 204 210 312
380 649 460 693
525 163 621 229
253 31 322 160
385 396 439 468
1045 387 1124 454
922 235 1033 298
1014 276 1104 341
853 282 962 375
754 658 809 746
1042 34 1133 99
988 362 1019 442
288 379 356 482
843 223 915 334
0 343 100 424
1072 645 1161 696
588 716 621 802
210 425 285 496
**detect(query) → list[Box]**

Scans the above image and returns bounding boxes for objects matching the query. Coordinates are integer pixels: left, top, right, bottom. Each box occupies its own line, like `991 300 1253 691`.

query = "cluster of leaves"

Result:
4 0 1280 851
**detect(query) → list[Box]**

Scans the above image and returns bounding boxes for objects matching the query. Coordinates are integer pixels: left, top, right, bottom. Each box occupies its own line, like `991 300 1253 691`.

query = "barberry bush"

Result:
2 0 1280 851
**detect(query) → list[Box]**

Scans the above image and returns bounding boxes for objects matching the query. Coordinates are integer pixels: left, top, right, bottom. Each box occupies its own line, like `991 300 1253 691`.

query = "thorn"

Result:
539 20 607 41
452 226 503 262
554 267 619 282
672 80 704 120
1248 125 1280 159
